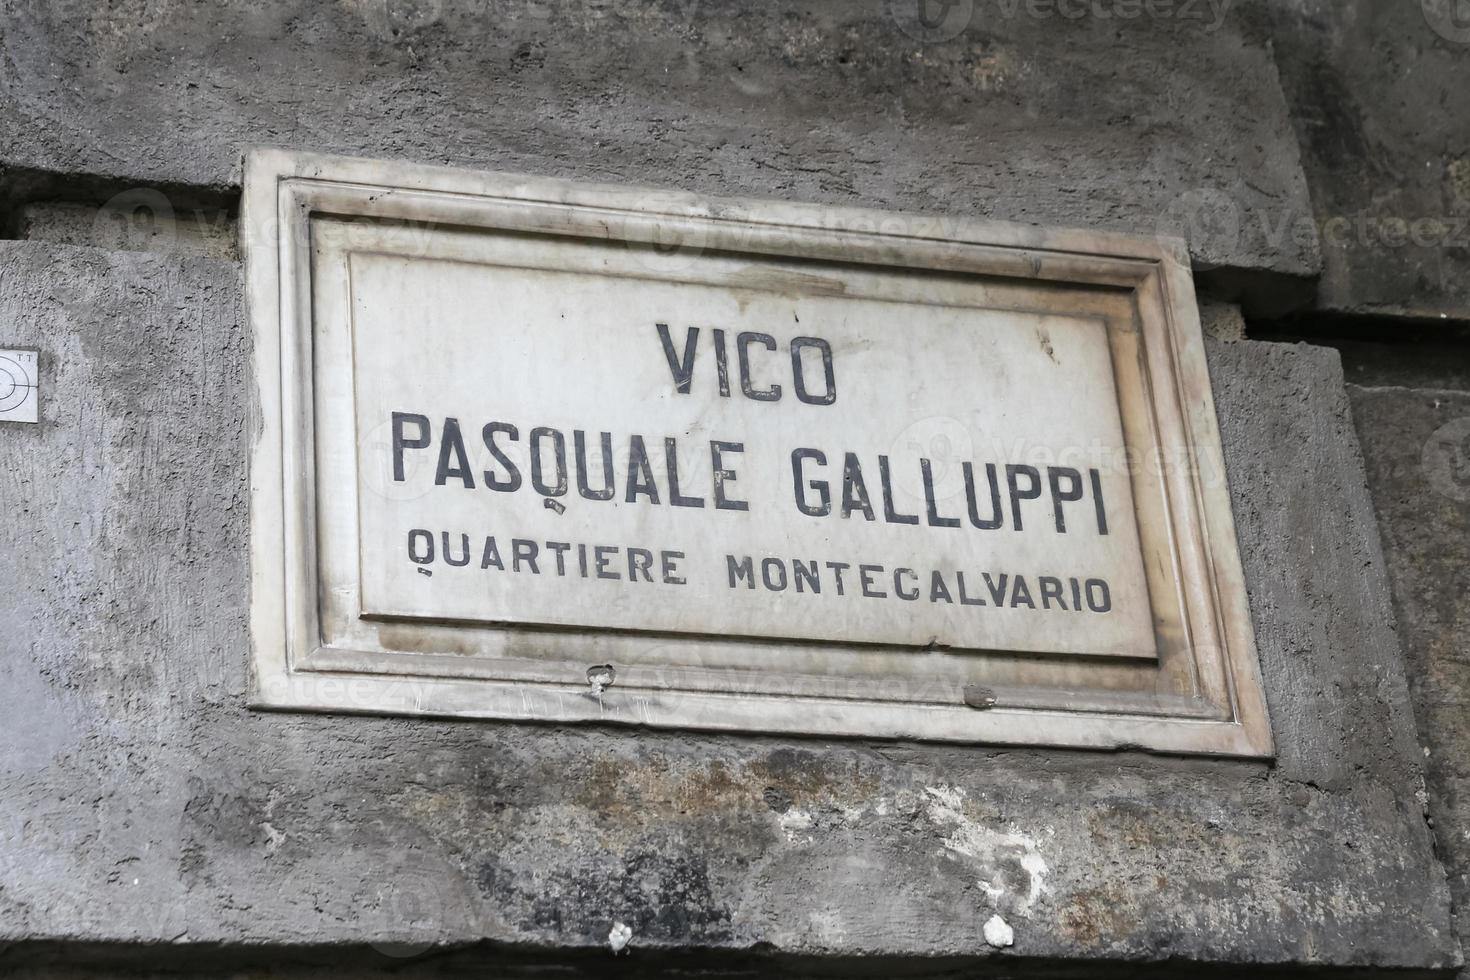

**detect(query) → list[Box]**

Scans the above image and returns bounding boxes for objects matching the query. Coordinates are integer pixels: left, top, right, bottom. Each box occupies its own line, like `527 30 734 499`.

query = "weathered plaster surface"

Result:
0 240 1455 973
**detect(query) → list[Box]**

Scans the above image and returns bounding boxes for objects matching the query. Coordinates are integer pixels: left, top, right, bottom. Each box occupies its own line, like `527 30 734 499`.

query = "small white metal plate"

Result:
0 350 38 424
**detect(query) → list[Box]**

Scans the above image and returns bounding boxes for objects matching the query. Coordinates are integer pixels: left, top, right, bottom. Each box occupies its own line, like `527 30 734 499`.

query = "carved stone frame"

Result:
243 147 1272 757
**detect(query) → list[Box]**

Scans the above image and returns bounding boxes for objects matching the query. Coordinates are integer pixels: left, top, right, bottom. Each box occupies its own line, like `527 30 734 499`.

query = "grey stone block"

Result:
1348 380 1470 974
1271 0 1470 320
0 0 1317 290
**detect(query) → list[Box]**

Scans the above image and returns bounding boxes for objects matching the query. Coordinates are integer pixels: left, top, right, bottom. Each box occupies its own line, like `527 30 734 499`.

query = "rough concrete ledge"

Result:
0 243 1454 974
0 163 236 244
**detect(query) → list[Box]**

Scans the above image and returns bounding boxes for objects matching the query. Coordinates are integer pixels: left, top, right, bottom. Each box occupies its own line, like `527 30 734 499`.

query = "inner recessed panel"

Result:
344 244 1155 659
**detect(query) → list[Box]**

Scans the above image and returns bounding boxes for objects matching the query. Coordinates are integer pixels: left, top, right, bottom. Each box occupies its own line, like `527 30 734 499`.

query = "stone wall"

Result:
2 0 1469 975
